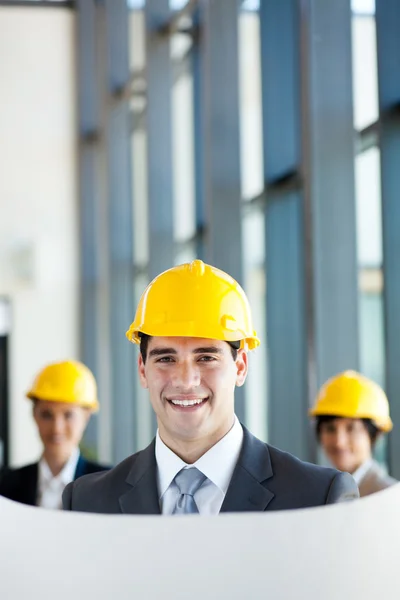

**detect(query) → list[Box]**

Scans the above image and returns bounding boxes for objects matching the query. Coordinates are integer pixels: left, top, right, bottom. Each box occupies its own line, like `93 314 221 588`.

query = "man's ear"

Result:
138 354 148 389
235 348 248 388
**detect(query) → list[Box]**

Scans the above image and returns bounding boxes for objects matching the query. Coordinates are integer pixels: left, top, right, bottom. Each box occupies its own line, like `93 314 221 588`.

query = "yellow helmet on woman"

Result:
310 370 392 432
26 360 99 411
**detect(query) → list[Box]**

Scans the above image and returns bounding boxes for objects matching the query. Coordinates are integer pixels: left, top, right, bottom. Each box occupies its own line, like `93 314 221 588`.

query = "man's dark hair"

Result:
139 333 240 364
315 415 380 445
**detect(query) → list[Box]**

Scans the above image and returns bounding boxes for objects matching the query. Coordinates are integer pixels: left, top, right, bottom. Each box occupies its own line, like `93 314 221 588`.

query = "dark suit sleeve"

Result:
0 468 12 498
62 481 73 510
325 471 359 503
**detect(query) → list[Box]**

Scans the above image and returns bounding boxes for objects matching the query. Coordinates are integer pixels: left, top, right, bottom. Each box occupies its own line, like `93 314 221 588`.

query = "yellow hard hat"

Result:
310 370 392 433
26 360 99 412
126 260 260 350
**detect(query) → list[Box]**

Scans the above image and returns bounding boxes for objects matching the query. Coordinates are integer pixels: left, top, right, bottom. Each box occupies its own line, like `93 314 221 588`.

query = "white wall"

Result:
0 8 78 466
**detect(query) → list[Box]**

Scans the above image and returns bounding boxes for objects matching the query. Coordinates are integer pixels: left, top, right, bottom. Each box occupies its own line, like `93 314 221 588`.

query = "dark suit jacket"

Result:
63 427 359 513
0 455 110 506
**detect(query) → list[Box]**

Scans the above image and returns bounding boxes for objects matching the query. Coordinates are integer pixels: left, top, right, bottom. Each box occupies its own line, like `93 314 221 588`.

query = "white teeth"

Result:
170 398 205 406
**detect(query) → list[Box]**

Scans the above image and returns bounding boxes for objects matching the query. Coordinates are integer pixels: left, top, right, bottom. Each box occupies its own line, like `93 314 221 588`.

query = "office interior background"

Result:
1 0 399 478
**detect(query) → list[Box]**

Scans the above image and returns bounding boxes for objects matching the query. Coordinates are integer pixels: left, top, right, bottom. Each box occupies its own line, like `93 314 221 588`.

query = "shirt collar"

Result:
351 459 373 485
155 416 243 498
39 447 80 487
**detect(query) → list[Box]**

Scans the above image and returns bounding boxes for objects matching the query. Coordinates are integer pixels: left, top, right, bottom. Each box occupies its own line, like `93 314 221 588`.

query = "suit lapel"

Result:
119 440 161 515
73 455 86 480
118 429 275 514
221 427 275 512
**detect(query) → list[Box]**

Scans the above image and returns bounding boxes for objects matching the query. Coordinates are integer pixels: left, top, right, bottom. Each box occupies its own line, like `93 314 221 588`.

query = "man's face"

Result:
319 417 373 474
138 336 248 445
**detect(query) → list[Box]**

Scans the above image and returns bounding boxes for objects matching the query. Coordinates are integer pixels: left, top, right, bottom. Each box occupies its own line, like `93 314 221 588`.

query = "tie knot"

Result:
174 467 206 497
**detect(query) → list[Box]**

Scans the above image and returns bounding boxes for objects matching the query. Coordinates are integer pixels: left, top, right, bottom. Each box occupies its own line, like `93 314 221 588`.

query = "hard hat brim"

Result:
26 391 99 413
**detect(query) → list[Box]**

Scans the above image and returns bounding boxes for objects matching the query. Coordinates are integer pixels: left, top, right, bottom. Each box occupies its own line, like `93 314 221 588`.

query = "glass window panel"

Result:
352 14 378 130
129 10 146 72
172 72 196 241
355 146 383 268
127 0 188 10
132 129 149 265
352 0 375 15
241 0 260 11
359 291 385 388
170 0 188 9
171 32 192 61
174 241 196 266
239 12 264 201
243 210 267 441
358 289 387 468
133 273 154 449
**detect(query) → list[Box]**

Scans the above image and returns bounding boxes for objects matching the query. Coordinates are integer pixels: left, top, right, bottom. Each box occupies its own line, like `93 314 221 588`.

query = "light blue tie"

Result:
172 468 206 514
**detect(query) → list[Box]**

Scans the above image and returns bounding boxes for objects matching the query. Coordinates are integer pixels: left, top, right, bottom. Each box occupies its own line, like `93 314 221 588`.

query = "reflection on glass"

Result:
174 242 196 266
358 290 387 467
129 10 146 72
352 14 378 130
355 146 382 268
132 130 149 265
352 0 375 15
171 32 192 61
133 273 154 449
239 12 263 201
172 72 196 241
243 210 267 441
127 0 189 10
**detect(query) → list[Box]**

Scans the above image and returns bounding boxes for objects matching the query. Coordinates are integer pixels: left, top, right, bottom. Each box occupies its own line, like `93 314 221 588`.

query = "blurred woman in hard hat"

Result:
0 360 109 508
310 370 396 497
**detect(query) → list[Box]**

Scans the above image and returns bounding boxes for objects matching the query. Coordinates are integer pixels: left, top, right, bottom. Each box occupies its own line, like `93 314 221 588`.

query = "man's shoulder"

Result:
242 425 337 482
72 452 140 491
63 444 153 512
78 457 112 478
266 442 338 481
241 428 358 507
265 442 358 505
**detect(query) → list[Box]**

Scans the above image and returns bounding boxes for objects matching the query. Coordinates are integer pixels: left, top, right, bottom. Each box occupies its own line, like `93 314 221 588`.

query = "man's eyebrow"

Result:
148 347 178 358
193 347 223 354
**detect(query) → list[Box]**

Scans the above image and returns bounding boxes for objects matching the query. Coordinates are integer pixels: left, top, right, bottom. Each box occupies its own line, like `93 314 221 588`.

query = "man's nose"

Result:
172 361 201 389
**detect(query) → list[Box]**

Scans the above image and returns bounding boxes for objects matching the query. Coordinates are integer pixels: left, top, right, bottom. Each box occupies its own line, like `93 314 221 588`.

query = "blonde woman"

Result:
0 360 109 508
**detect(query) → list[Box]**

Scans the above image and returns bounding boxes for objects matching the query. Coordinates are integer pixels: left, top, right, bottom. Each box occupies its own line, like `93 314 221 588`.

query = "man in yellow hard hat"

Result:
63 260 358 514
0 360 109 508
310 370 396 497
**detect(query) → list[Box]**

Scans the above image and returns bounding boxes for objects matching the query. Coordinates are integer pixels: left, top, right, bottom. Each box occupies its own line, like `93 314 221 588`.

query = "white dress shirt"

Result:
155 416 243 515
37 448 80 510
351 459 373 485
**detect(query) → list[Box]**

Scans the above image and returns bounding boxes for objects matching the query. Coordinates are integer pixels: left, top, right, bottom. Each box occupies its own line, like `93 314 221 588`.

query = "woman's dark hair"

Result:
315 415 380 445
139 333 240 363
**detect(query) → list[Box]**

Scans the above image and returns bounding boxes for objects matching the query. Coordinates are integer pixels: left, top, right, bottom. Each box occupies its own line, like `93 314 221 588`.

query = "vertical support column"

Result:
105 0 136 462
304 0 359 389
145 0 175 433
199 0 245 421
260 0 310 459
145 0 175 279
376 0 400 478
200 0 243 283
77 0 105 458
261 0 358 460
192 11 205 261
